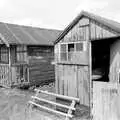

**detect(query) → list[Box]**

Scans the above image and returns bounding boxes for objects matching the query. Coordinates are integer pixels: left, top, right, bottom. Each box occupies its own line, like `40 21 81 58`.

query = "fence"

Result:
0 64 11 87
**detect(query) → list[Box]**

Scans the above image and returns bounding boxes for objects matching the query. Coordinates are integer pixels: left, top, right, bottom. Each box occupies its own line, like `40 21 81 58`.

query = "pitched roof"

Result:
55 10 120 44
0 22 61 46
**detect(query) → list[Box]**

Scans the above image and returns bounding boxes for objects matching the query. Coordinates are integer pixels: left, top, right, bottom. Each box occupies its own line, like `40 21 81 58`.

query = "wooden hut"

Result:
0 22 61 88
54 11 120 106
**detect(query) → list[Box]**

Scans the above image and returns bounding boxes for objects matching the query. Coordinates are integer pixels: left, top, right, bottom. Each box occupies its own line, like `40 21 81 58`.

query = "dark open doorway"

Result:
91 40 110 82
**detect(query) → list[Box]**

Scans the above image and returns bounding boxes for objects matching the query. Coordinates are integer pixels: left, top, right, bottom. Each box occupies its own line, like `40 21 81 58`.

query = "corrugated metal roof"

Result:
55 10 120 44
0 22 61 46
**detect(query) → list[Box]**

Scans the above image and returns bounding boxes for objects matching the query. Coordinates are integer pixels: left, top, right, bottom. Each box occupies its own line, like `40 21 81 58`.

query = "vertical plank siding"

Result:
0 64 11 87
10 45 29 85
109 39 120 82
55 17 90 106
90 20 118 40
61 17 89 43
93 81 120 120
56 64 89 105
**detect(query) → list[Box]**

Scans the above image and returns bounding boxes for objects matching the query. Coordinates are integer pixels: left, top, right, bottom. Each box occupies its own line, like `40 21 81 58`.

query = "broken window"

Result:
68 44 74 60
60 41 86 61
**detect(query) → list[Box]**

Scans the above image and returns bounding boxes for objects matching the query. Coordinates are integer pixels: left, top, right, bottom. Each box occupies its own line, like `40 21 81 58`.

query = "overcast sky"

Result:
0 0 120 30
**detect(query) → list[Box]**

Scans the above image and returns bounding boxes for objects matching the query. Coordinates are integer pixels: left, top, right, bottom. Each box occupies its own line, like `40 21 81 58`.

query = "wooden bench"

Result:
28 89 80 120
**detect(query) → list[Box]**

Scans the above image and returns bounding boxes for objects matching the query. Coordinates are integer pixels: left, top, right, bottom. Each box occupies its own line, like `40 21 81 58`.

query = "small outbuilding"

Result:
0 22 61 87
54 11 120 106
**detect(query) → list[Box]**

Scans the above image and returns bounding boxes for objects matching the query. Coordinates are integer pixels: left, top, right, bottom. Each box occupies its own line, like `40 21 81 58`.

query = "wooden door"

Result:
93 81 120 120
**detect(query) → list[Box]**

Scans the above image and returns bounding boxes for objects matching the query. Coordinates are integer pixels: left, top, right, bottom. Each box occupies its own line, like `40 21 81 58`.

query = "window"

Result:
0 46 9 64
68 44 74 60
60 42 86 61
60 44 67 61
16 45 27 62
76 42 84 51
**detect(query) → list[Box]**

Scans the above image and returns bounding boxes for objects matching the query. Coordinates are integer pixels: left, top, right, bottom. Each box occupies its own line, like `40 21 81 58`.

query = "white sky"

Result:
0 0 120 30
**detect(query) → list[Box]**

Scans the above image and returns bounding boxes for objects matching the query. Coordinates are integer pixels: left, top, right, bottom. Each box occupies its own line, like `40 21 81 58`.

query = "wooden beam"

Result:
8 47 12 86
29 101 73 118
32 96 75 110
34 89 80 102
89 19 92 118
66 100 75 120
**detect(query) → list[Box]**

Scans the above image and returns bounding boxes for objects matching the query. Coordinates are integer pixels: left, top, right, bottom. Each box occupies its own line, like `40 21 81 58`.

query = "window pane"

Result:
76 43 83 51
60 44 67 61
16 45 27 62
61 52 67 61
61 44 66 52
68 44 74 61
68 44 74 52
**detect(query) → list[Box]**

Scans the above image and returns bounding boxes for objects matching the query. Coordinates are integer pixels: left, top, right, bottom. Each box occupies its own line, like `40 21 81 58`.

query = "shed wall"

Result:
55 17 90 106
55 64 89 105
60 17 89 43
110 39 120 82
90 21 118 40
28 46 55 86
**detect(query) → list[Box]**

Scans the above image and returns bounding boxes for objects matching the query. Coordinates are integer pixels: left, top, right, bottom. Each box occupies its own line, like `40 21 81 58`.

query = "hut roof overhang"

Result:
0 22 62 46
54 10 120 44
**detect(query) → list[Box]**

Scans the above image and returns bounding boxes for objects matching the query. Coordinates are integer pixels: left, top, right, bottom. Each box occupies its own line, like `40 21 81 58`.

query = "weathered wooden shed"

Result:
54 11 120 106
0 22 61 87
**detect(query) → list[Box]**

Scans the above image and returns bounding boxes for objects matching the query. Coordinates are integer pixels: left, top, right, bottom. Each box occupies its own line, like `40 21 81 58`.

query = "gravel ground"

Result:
0 87 32 120
0 83 90 120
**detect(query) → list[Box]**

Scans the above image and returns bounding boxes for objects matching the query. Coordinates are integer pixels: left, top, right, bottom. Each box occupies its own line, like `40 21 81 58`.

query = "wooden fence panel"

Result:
0 64 11 87
93 81 120 120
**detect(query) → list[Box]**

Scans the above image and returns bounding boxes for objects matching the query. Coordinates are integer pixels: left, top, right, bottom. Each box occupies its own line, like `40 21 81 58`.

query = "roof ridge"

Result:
55 10 120 44
0 21 62 31
81 11 120 33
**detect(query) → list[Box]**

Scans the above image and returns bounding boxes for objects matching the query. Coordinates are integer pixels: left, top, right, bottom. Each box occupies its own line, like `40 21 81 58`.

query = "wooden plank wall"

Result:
90 20 118 40
61 17 89 43
93 81 120 120
10 45 29 85
55 17 90 106
109 39 120 83
29 53 55 86
56 64 89 106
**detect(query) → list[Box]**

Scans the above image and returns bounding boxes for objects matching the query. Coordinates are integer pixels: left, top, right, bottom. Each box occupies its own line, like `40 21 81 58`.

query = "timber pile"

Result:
28 89 80 120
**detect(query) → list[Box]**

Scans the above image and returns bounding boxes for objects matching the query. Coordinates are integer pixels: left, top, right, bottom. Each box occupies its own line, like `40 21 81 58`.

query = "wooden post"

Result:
27 47 30 84
65 100 76 120
89 20 92 118
8 46 12 87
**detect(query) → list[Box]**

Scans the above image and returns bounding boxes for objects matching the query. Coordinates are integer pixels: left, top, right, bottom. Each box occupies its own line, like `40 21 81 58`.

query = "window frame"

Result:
16 45 27 63
60 41 87 61
0 46 9 64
